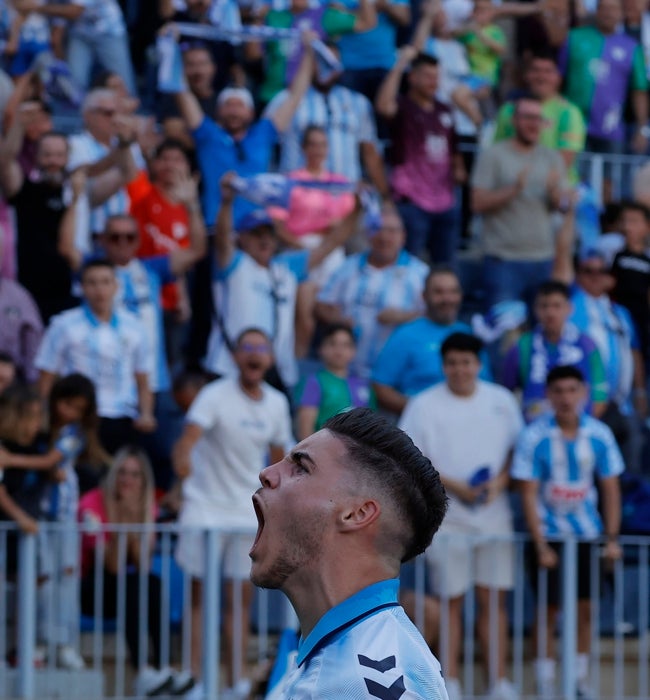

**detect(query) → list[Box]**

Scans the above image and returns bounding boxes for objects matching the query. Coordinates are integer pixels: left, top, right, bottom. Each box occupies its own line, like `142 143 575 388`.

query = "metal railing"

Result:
1 523 648 699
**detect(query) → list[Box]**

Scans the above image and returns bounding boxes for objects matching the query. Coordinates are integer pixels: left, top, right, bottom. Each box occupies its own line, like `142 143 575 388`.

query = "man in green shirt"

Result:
494 52 585 184
250 0 376 105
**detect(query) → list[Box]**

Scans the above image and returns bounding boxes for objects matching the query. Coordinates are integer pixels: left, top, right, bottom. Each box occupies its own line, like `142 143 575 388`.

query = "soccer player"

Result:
250 407 450 699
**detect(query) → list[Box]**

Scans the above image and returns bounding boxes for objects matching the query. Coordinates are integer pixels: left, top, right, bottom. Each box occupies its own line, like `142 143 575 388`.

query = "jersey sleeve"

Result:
470 145 499 189
34 318 66 374
594 424 625 478
398 395 434 456
511 425 541 481
133 325 152 376
357 94 378 146
557 103 586 152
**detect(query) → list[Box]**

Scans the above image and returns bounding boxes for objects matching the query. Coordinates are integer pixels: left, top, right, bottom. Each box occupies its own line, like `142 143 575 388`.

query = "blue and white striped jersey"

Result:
265 85 378 183
570 286 638 412
317 251 428 378
267 579 449 700
511 413 624 539
34 304 150 419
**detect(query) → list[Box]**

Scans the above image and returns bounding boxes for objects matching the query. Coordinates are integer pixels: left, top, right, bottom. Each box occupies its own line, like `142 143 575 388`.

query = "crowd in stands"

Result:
1 0 650 698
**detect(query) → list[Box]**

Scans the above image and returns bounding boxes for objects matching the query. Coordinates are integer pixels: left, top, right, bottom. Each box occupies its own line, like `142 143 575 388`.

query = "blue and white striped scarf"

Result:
158 21 342 93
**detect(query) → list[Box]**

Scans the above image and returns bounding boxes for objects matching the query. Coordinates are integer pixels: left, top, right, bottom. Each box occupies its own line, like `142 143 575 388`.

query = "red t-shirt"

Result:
130 179 190 311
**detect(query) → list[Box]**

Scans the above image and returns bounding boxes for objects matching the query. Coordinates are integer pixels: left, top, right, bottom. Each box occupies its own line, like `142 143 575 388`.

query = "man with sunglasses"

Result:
471 94 569 309
553 229 647 470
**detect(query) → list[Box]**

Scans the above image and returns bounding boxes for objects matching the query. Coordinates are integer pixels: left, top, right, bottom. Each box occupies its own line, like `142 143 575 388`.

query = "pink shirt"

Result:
268 169 355 238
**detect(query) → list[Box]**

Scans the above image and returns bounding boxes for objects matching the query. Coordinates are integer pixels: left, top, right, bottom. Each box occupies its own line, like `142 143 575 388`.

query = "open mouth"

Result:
250 495 265 556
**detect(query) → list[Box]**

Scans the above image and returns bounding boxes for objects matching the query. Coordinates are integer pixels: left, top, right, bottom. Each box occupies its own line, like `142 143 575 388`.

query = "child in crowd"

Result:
1 0 52 77
0 373 106 669
0 351 17 394
0 384 54 665
296 324 375 440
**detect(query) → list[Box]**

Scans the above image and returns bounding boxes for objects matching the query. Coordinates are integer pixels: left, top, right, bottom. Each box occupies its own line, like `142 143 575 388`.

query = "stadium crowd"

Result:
0 0 650 697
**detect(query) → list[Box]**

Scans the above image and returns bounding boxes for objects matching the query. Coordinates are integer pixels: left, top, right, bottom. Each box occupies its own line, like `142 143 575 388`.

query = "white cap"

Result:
217 87 254 110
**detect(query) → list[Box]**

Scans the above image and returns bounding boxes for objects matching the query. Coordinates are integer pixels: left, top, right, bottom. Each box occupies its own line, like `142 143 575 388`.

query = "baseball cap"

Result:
236 209 274 233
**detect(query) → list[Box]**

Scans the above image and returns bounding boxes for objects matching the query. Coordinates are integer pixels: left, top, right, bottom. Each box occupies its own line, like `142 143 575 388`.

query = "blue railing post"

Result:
202 528 221 699
16 532 36 699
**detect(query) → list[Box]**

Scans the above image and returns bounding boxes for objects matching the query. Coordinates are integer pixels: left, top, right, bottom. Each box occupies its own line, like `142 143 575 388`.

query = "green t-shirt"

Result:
261 8 356 104
458 24 505 86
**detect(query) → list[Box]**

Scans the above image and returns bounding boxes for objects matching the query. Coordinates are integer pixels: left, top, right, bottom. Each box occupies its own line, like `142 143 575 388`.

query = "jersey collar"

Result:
297 578 400 666
82 302 119 329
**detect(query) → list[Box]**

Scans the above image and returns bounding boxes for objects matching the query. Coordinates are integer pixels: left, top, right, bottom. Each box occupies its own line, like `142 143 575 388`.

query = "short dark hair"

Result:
323 408 448 562
441 332 483 359
424 264 458 290
412 53 439 69
619 199 650 222
319 323 355 345
38 131 68 150
300 124 327 148
80 258 115 280
546 365 585 386
529 49 560 65
154 138 191 162
536 279 571 300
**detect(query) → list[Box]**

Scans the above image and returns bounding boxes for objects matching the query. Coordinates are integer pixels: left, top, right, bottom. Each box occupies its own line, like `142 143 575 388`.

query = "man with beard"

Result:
372 266 491 415
471 94 568 309
0 102 134 321
264 43 390 196
173 32 316 228
250 407 449 699
173 328 293 699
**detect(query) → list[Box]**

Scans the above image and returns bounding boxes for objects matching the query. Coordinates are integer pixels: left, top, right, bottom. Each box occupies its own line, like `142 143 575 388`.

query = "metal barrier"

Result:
1 523 649 699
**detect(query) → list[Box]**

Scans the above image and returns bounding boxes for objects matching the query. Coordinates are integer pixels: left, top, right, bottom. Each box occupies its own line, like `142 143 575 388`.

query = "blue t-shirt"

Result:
372 317 492 396
192 117 278 226
336 0 408 70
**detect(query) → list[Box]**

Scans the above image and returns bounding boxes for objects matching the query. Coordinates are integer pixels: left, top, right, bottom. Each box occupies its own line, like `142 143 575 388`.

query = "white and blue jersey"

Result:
570 287 638 412
34 304 150 419
46 424 84 524
511 413 624 539
267 579 449 700
115 257 174 393
317 251 428 378
265 85 378 184
70 0 126 38
205 249 309 388
67 132 143 234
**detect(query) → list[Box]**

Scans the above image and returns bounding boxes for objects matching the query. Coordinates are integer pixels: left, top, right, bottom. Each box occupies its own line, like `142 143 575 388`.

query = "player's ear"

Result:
338 498 380 532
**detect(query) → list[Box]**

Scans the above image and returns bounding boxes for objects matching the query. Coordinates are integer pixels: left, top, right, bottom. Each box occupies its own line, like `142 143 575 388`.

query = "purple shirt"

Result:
390 95 456 213
0 277 44 383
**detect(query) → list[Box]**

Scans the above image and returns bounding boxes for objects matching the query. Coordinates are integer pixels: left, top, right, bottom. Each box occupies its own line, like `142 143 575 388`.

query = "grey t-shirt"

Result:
471 140 566 261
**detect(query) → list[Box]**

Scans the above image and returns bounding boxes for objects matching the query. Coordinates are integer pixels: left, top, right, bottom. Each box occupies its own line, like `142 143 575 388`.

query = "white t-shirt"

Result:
182 377 294 523
399 380 523 532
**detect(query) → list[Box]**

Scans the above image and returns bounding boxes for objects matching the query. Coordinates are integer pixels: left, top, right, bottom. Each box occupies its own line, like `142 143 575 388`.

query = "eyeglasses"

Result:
93 107 116 117
107 232 138 244
238 343 272 353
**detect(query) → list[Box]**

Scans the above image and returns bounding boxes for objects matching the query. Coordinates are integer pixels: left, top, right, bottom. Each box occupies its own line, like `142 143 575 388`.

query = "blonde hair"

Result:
102 445 155 525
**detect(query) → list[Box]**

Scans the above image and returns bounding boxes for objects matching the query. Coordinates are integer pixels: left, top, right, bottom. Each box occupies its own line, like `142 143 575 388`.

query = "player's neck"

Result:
556 413 580 436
